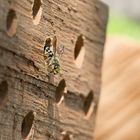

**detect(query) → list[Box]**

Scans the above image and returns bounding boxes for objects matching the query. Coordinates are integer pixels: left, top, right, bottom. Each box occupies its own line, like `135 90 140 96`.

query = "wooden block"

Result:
0 0 108 139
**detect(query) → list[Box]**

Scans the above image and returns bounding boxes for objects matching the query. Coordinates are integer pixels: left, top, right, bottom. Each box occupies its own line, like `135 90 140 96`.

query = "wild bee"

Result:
44 36 64 75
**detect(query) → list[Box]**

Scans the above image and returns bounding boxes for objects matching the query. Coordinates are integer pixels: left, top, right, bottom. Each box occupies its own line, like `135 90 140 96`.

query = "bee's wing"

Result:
57 45 64 58
52 36 64 57
53 36 57 55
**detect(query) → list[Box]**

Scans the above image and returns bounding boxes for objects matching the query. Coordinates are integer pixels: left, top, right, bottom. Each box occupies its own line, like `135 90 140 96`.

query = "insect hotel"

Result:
0 0 108 139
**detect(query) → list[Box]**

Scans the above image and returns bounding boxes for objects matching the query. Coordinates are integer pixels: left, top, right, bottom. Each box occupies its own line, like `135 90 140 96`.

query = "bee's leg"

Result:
43 54 48 61
44 56 52 66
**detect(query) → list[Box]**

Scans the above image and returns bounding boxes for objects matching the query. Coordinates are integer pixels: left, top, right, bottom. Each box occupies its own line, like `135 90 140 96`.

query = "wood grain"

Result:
0 0 108 139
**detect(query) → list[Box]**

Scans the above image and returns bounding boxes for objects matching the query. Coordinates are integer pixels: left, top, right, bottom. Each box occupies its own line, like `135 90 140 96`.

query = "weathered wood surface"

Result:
0 0 108 139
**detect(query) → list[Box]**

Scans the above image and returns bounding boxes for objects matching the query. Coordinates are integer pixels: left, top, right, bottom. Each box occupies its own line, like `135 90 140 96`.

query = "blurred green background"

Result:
108 13 140 42
102 0 140 43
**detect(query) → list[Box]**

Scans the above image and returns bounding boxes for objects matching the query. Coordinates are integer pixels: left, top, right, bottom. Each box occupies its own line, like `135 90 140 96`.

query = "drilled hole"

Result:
44 37 52 47
32 0 42 25
44 36 58 54
55 79 67 105
21 111 35 139
0 81 8 107
63 134 71 140
6 9 17 37
84 90 95 119
74 34 85 68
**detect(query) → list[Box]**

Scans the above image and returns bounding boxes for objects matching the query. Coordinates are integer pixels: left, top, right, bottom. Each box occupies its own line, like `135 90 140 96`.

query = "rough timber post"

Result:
0 0 108 139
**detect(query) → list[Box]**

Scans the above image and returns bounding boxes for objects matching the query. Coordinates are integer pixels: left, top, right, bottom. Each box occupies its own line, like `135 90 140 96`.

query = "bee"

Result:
44 36 64 75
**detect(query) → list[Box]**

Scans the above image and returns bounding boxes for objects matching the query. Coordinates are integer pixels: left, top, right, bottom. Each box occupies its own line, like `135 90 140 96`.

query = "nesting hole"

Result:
55 79 67 105
74 34 85 68
0 81 8 107
44 37 52 48
6 9 17 37
84 90 95 119
44 36 58 53
32 0 42 25
63 134 71 140
21 111 35 139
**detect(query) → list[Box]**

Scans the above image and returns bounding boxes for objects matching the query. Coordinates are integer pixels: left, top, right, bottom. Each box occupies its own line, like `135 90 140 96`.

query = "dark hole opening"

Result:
55 79 66 104
0 80 8 106
21 111 35 139
32 0 42 19
74 34 84 60
63 134 71 140
6 9 17 36
84 90 94 116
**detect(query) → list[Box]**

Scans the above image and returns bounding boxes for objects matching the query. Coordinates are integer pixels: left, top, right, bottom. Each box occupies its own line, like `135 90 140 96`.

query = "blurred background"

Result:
95 1 140 140
102 0 140 41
